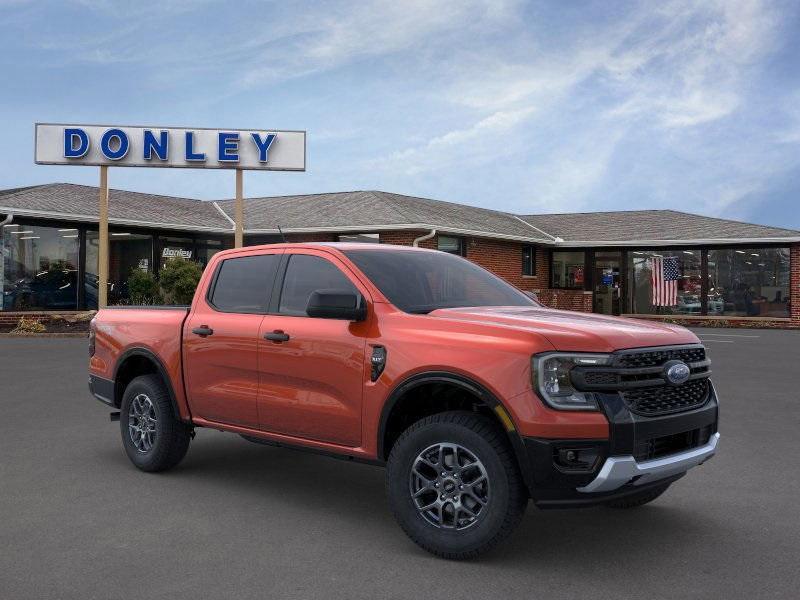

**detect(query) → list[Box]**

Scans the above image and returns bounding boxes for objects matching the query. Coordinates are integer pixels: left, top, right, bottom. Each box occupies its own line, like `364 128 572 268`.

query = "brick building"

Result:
2 183 798 328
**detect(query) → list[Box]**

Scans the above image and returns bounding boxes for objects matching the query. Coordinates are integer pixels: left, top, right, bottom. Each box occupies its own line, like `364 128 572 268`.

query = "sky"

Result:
1 0 799 229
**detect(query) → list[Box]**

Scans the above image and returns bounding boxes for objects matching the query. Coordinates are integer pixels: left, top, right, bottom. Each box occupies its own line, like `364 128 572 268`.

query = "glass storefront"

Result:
1 223 80 310
629 249 702 315
551 251 585 289
707 248 790 318
85 230 154 308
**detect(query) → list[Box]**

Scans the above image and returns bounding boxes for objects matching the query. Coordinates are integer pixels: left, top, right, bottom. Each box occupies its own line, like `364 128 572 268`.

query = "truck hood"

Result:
427 306 699 352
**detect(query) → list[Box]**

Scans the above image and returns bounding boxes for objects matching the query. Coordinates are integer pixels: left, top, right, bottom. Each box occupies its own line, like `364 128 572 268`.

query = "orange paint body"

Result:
90 243 701 461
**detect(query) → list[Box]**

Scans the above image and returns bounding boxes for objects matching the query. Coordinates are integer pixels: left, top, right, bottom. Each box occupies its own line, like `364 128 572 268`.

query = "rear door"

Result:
183 250 282 428
257 250 370 447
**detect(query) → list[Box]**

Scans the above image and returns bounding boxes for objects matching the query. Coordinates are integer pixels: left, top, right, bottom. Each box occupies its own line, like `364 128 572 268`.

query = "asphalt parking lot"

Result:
1 328 798 599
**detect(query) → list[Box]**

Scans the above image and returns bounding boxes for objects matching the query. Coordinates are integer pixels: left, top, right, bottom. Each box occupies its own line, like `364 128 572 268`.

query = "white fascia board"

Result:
554 237 800 246
0 206 231 233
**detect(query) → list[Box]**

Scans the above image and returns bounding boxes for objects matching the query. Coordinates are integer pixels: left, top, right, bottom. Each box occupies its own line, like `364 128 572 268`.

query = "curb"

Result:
0 333 88 338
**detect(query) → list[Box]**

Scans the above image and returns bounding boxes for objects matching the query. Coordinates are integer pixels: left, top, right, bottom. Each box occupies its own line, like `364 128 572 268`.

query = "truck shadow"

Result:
168 432 722 566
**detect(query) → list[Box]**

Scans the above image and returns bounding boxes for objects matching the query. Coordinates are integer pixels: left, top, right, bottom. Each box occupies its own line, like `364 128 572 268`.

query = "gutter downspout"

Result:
413 228 437 247
0 213 11 226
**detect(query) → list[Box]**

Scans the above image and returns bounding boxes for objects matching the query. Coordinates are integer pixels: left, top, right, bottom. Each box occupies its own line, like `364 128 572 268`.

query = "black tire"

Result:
120 374 191 472
386 411 527 560
605 482 671 509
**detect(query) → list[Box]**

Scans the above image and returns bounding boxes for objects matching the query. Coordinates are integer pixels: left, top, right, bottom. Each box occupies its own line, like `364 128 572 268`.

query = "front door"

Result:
257 250 369 447
593 251 623 315
183 250 283 428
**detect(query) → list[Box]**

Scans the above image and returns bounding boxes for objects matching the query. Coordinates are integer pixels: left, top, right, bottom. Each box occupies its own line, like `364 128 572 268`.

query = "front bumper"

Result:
577 432 719 493
520 381 719 508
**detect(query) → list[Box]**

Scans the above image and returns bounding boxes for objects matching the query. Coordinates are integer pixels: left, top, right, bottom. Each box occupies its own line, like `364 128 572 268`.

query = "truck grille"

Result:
622 378 710 416
616 346 706 368
571 344 712 417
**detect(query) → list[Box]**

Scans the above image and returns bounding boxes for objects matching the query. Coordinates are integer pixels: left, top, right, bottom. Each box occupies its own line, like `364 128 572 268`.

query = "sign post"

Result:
34 123 306 307
98 166 109 308
235 169 244 248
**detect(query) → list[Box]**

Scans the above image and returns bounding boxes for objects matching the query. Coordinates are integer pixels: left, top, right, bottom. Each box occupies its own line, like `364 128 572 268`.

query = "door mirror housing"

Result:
306 289 367 321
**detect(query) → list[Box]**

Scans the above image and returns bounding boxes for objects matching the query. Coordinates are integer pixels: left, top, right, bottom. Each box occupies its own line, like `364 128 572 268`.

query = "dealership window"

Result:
629 249 702 315
196 238 230 268
338 233 380 243
707 248 790 318
438 235 466 256
1 223 80 311
159 236 194 271
522 245 536 276
551 251 585 289
85 230 154 308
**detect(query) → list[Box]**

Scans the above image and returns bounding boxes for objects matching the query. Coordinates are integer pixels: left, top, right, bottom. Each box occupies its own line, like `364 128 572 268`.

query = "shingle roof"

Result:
215 190 550 242
520 210 800 244
0 183 230 232
1 183 798 244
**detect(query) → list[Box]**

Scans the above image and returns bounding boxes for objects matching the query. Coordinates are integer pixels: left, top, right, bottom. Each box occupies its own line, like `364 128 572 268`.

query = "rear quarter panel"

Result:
90 307 190 419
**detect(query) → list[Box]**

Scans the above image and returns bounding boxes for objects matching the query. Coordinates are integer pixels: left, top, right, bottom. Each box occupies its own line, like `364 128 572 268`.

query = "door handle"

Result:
192 326 214 337
264 330 290 342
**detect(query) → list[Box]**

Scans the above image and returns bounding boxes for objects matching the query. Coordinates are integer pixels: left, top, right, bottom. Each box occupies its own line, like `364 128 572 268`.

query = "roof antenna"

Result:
277 224 287 243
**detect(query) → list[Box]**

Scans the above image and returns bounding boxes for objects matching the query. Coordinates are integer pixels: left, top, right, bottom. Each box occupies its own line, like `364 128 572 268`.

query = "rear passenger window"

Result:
279 254 357 316
210 254 280 313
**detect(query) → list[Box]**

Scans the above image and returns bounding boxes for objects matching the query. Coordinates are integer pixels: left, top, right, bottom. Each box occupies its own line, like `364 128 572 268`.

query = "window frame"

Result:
205 251 283 315
437 235 467 257
522 245 537 277
273 250 368 318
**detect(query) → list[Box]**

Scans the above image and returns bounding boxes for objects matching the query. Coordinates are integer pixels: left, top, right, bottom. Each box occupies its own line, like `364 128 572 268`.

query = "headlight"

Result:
532 353 612 411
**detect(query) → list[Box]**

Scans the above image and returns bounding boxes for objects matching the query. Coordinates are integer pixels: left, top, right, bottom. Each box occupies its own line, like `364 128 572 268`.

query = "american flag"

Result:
651 256 679 306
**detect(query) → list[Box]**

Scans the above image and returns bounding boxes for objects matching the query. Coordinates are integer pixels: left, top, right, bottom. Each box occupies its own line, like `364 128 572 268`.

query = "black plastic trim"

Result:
112 347 186 421
377 371 536 491
89 374 115 406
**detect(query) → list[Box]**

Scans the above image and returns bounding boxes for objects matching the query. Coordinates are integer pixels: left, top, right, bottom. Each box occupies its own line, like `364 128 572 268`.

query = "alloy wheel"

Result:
409 442 490 530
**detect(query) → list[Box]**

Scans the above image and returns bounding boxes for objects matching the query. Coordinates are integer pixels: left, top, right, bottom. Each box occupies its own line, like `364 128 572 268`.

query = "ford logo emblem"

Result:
664 360 691 385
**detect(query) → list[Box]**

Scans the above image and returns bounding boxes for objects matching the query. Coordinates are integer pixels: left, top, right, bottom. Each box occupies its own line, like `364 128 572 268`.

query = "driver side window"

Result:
278 254 357 316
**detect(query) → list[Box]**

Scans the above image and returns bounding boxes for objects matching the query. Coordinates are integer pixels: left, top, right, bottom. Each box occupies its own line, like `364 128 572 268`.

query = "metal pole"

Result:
98 166 109 308
235 168 244 248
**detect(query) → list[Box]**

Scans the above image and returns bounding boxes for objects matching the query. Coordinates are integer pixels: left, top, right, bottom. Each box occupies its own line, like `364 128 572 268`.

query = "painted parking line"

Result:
697 338 734 343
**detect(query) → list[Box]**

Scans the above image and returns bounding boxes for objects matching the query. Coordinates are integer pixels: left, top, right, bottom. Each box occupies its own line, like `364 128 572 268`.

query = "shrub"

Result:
11 316 46 334
127 269 162 305
159 258 203 305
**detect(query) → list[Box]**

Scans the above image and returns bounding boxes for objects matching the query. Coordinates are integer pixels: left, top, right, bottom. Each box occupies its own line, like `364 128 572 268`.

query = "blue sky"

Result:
1 0 799 228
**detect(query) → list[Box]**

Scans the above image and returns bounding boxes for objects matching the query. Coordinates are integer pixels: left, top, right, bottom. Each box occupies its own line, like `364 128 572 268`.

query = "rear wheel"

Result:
120 374 191 472
605 482 671 509
386 411 527 559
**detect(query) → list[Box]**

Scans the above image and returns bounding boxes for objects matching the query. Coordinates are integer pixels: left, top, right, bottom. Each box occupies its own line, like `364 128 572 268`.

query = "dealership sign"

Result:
34 123 306 171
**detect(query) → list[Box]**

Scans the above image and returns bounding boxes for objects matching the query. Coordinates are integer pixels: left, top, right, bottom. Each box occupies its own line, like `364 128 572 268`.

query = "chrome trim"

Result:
577 432 720 494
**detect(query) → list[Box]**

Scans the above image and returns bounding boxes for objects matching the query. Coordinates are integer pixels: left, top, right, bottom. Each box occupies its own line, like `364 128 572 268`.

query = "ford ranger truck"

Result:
89 243 719 559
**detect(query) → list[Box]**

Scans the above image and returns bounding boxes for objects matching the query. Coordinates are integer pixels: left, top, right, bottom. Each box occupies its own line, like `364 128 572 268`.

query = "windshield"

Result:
343 248 537 314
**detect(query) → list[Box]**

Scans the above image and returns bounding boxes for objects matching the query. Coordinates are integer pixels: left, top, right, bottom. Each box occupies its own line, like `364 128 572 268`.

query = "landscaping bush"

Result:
11 316 46 334
127 269 162 305
158 258 203 305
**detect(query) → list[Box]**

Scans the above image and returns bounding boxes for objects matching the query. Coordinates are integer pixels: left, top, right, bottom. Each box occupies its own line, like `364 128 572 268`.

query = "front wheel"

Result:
386 411 527 560
120 374 191 472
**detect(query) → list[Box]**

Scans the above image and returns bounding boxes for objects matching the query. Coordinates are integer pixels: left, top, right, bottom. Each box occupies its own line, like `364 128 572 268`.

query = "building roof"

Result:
520 210 800 245
0 183 231 232
215 190 550 242
1 183 798 244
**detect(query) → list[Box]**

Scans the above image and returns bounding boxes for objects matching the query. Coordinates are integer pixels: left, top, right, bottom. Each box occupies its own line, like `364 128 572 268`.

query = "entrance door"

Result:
593 251 623 315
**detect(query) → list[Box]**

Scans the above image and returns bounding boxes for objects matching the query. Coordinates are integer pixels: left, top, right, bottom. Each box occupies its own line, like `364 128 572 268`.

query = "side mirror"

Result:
306 289 367 321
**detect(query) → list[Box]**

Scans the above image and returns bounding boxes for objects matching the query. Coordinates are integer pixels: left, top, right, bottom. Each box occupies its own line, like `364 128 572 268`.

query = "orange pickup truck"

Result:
89 242 719 558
